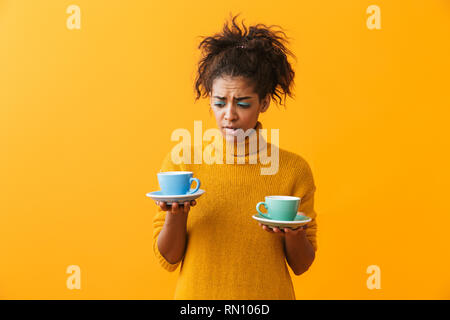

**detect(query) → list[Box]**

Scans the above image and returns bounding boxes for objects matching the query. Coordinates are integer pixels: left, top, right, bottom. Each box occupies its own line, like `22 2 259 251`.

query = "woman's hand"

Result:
258 223 307 237
157 200 197 215
259 212 308 237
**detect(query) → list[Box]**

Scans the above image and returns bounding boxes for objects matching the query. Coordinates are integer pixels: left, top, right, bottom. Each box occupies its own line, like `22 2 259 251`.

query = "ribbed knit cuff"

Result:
153 239 181 272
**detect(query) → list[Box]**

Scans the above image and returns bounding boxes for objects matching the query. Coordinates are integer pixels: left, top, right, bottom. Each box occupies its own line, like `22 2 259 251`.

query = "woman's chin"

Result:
224 134 236 142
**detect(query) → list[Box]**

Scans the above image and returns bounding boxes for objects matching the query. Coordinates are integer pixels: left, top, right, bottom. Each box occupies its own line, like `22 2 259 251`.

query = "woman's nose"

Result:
224 104 238 121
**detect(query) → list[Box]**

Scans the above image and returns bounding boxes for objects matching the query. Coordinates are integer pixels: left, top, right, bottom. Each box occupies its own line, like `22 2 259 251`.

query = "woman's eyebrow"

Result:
213 96 252 100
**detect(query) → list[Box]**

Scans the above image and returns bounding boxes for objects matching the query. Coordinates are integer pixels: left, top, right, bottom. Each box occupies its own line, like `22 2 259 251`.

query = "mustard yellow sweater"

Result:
152 123 318 300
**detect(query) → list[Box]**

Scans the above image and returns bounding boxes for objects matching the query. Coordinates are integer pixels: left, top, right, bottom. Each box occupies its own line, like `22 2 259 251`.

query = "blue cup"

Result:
157 171 201 195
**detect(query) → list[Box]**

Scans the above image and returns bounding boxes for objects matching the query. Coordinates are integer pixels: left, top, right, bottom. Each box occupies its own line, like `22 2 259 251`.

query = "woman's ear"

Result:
260 94 270 113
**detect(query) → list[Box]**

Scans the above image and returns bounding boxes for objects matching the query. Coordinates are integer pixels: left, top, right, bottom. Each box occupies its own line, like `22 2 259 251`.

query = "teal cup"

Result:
157 171 201 195
256 196 300 220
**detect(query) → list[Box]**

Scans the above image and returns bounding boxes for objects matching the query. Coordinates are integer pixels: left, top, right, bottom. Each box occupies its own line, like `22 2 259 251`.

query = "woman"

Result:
152 14 317 300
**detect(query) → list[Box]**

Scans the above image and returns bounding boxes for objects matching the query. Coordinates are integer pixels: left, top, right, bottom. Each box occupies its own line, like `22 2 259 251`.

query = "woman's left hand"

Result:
258 223 307 236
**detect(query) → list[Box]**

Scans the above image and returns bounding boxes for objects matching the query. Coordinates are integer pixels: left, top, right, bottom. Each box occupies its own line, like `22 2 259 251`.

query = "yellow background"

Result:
1 0 449 299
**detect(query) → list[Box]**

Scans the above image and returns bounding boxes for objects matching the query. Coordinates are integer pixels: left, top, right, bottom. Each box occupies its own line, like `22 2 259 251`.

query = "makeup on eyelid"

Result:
214 102 250 107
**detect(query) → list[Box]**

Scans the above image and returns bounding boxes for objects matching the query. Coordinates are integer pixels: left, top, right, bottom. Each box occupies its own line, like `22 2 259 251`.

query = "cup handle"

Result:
187 178 200 194
256 202 270 219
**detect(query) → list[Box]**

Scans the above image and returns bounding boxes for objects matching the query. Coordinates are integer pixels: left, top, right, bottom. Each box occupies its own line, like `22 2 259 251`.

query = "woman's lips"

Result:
223 127 240 136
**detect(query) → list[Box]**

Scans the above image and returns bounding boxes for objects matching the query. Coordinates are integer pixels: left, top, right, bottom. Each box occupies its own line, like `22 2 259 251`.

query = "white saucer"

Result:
146 189 205 205
252 212 311 230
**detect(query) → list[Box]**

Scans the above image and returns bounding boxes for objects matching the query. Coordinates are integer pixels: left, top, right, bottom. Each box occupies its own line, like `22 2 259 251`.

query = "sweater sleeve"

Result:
292 160 318 252
151 152 184 272
298 185 318 252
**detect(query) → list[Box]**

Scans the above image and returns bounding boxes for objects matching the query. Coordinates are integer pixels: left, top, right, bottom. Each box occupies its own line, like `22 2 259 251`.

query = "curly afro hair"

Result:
194 12 296 107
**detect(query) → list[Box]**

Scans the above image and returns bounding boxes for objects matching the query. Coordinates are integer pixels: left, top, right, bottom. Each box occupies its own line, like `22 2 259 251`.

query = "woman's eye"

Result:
213 102 250 108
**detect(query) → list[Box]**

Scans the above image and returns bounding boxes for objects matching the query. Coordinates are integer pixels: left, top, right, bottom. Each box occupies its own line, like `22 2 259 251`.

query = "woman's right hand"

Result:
157 200 197 215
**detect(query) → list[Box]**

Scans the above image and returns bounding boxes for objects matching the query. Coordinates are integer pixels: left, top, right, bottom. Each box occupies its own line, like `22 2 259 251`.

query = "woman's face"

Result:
209 76 270 141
